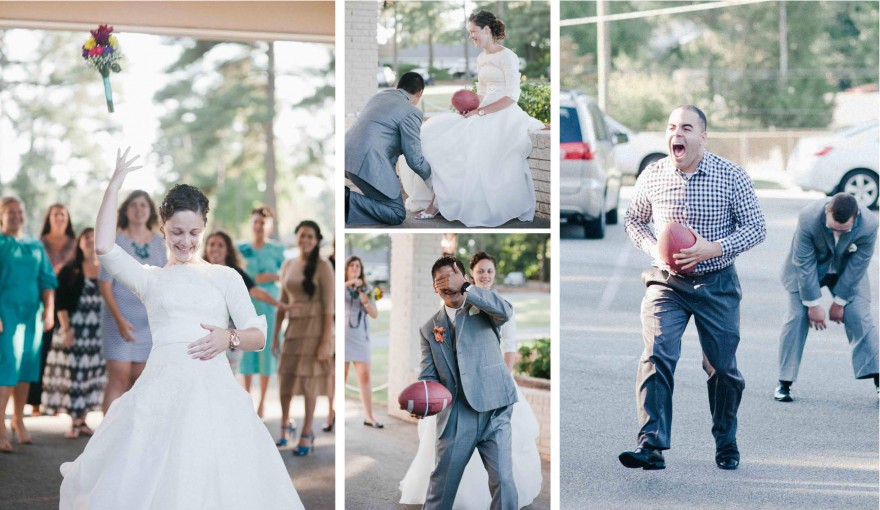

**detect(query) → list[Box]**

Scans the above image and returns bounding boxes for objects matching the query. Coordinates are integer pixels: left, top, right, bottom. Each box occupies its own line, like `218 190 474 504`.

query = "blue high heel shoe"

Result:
291 433 315 456
275 421 297 448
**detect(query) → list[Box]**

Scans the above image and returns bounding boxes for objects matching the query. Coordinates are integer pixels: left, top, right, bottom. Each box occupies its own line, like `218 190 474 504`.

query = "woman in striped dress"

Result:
42 228 106 437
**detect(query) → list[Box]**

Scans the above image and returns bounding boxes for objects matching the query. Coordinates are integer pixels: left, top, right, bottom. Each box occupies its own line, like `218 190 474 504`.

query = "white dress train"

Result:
59 245 304 510
399 311 543 509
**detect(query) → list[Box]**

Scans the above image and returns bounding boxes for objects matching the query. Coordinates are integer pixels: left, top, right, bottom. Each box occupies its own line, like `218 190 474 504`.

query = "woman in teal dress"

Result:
0 197 57 452
238 206 286 418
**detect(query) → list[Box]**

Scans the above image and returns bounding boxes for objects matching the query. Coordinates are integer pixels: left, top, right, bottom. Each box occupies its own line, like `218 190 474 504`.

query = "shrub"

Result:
519 81 550 125
516 337 550 380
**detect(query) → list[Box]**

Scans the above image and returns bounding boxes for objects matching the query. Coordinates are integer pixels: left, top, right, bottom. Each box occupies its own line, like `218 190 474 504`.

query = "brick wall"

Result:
519 386 551 460
528 130 551 220
345 1 377 117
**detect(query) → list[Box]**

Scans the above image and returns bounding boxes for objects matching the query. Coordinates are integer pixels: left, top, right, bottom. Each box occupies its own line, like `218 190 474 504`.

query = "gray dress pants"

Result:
778 276 878 382
424 400 517 510
636 265 745 451
346 173 406 226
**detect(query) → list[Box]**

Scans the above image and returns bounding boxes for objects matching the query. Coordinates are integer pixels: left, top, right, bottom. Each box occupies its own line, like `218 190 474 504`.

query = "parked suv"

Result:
560 90 627 239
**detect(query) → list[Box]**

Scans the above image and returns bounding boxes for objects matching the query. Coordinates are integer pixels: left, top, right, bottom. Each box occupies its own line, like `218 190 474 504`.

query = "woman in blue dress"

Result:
0 196 57 451
98 190 166 412
238 206 285 418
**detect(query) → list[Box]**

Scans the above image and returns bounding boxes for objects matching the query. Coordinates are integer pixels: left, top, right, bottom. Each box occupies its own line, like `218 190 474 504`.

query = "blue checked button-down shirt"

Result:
625 151 767 274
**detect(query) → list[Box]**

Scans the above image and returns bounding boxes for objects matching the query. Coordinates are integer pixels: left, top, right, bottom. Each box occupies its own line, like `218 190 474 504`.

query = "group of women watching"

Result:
0 195 334 456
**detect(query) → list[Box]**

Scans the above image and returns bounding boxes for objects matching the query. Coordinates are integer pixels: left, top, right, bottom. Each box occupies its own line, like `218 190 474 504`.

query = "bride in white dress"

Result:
407 10 544 228
399 251 542 509
59 148 304 510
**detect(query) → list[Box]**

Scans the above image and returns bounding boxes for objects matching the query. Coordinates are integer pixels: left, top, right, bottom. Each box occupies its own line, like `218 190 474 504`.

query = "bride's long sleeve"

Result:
224 267 268 350
97 244 154 301
501 49 522 102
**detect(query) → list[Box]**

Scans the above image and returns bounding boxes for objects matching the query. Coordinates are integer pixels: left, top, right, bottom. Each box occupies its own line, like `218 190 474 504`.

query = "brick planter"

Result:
515 374 551 460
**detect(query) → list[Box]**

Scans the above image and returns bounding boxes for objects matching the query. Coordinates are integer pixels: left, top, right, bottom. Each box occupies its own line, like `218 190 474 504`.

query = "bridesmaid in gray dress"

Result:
343 256 382 428
97 190 166 412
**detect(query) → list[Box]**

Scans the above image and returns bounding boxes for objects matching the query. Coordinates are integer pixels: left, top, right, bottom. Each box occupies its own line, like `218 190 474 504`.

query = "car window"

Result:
561 106 583 144
588 103 609 141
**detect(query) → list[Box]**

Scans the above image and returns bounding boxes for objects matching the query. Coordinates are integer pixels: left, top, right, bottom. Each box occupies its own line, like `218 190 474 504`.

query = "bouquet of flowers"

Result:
81 25 123 113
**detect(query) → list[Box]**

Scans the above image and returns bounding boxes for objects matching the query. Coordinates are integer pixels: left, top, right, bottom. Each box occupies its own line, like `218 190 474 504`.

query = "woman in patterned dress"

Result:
98 190 166 412
238 207 285 418
42 228 106 438
273 220 334 455
28 203 77 414
0 196 57 451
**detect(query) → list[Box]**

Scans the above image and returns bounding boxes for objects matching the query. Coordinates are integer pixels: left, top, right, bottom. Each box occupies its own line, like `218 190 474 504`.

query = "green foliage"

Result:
516 338 550 380
518 81 550 125
561 1 879 130
455 233 550 283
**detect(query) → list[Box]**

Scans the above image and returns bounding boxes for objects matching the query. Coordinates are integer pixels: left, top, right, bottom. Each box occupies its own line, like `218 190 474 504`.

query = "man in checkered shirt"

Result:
618 105 766 472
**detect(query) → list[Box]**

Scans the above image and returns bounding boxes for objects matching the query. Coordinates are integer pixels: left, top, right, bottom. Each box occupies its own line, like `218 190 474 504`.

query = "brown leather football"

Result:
398 380 453 418
451 89 480 113
658 222 697 274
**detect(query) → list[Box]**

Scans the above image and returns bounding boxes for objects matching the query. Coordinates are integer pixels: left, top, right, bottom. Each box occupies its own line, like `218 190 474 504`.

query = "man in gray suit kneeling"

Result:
417 256 518 510
776 192 879 401
345 72 432 226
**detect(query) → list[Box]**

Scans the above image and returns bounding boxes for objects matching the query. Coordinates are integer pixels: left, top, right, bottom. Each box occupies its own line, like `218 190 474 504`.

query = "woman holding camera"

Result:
344 256 382 428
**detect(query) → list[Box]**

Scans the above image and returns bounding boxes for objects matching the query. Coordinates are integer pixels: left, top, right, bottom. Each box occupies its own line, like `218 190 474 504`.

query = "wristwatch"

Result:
478 108 486 116
227 328 241 350
460 281 471 294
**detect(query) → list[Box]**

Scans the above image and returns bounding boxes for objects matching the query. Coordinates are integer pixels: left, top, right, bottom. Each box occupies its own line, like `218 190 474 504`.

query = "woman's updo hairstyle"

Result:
159 184 210 224
469 10 505 41
295 220 323 299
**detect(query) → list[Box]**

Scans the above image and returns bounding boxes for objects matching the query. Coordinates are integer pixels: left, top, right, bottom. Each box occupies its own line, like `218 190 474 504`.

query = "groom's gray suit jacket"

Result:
345 88 432 201
419 286 518 434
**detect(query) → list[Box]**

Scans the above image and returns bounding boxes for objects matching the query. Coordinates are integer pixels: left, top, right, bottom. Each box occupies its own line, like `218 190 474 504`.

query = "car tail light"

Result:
813 146 833 156
561 141 593 160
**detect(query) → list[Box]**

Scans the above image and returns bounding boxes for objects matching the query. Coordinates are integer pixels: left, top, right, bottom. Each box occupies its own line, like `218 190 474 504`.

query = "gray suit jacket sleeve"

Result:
792 208 823 302
465 286 512 327
400 110 432 181
419 325 440 382
834 215 878 302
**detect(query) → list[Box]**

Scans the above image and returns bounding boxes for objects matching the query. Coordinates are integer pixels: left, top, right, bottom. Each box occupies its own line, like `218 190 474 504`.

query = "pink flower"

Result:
433 326 446 343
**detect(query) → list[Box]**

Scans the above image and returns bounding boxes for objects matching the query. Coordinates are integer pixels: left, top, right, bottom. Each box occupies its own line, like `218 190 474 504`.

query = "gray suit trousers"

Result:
778 278 879 382
346 174 406 226
423 401 517 510
636 266 745 451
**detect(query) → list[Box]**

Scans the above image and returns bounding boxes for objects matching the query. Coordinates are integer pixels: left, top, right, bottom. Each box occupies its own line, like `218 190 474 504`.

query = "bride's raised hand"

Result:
111 147 143 184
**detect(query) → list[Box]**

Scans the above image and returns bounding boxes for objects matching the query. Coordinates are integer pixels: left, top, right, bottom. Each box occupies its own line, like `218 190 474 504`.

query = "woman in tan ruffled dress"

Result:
273 220 334 456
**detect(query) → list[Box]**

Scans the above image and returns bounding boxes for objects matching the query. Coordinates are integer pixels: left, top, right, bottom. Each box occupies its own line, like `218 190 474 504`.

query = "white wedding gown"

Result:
400 47 544 227
399 313 542 509
60 245 303 510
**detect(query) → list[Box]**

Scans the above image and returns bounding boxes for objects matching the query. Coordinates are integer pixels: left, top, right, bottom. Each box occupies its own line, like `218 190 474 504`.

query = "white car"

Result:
503 271 526 286
367 264 389 284
560 90 627 239
787 121 879 209
604 115 668 177
377 66 396 88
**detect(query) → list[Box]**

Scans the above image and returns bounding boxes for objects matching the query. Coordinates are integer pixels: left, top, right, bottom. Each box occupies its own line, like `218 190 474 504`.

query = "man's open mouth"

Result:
672 143 685 157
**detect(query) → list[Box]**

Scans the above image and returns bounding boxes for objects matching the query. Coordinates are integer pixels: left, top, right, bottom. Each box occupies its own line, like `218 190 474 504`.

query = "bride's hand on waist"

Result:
187 323 229 360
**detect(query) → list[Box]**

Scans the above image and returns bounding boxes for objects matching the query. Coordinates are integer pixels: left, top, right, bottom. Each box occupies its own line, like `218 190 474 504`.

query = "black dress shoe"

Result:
774 384 793 402
618 446 665 470
716 443 740 470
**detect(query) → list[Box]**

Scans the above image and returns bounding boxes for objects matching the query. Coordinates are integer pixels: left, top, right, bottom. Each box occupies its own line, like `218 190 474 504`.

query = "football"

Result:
451 89 480 113
658 222 697 274
398 380 453 418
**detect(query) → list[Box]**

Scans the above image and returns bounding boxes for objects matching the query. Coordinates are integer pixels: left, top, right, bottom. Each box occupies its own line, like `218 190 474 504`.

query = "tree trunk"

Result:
264 41 278 239
778 1 788 92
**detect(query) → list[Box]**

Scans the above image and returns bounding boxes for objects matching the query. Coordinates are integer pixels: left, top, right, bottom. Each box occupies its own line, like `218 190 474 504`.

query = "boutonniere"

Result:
432 326 446 343
468 306 480 316
848 243 858 253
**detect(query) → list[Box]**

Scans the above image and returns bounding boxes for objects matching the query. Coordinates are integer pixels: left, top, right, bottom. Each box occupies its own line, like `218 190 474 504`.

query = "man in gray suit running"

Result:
418 256 518 510
775 192 879 401
345 72 432 226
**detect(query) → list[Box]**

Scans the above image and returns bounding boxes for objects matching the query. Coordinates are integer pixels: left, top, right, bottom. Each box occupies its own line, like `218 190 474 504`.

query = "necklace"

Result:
132 240 150 259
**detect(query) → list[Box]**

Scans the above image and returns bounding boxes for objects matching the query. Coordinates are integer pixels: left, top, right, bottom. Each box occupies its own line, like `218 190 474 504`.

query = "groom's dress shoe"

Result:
774 384 793 402
715 443 740 470
618 446 665 470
